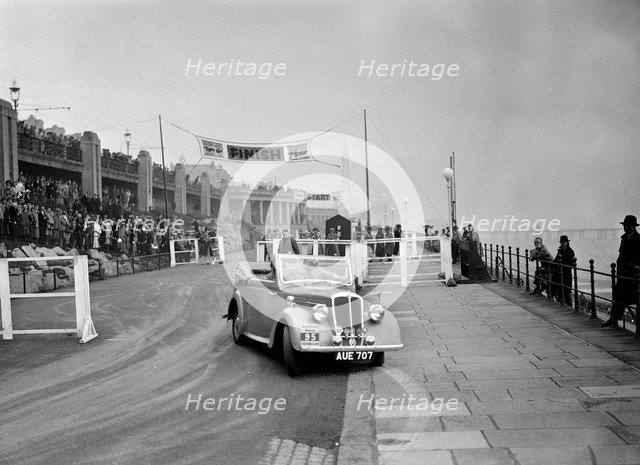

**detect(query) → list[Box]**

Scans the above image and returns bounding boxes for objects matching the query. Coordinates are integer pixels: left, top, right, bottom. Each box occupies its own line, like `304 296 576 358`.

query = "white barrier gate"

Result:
170 238 199 267
210 236 226 264
0 255 97 343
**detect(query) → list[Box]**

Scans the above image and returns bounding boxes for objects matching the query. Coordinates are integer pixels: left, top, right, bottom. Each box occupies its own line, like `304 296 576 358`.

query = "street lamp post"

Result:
9 79 20 111
124 128 131 158
450 153 457 227
443 168 454 229
403 197 408 230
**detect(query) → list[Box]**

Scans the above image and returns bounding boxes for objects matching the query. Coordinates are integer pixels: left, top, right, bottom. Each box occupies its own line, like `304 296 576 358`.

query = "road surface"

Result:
0 264 346 464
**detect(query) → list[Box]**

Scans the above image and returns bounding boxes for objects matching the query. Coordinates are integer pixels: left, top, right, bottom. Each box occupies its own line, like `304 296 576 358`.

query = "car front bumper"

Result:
298 343 404 353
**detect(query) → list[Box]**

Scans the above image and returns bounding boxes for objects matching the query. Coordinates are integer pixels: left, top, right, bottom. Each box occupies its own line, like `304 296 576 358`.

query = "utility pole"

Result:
364 109 371 227
159 115 169 220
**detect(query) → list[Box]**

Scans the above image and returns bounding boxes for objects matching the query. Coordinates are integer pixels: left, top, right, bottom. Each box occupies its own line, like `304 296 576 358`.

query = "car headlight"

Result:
313 304 329 322
369 304 385 322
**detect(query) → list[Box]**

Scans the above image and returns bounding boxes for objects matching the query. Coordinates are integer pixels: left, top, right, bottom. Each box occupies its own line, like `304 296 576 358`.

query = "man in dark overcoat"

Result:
603 215 640 327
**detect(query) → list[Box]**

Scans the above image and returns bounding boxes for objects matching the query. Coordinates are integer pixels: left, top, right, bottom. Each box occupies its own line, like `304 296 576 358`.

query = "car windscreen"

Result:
279 256 352 285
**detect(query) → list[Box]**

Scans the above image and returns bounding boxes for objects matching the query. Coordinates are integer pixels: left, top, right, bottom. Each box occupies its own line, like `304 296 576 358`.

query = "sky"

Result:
2 0 639 231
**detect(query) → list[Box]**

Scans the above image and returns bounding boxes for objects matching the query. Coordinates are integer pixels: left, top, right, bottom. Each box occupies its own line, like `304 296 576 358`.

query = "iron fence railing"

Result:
18 133 82 162
485 243 640 335
101 156 139 175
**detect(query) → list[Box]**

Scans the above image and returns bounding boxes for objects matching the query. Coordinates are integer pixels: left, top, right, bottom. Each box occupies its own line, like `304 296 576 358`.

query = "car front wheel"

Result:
283 326 302 377
232 314 247 345
372 352 385 367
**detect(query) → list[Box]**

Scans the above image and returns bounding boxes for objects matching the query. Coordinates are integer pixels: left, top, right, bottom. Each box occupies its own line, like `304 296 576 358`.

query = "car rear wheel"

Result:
283 326 302 377
372 352 385 367
232 314 247 345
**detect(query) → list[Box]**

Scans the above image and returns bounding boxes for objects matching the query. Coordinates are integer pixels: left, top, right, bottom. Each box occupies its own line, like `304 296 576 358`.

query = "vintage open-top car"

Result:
225 253 403 376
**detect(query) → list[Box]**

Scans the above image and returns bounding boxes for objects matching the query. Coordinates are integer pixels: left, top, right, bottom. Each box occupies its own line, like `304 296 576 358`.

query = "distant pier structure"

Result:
485 228 622 245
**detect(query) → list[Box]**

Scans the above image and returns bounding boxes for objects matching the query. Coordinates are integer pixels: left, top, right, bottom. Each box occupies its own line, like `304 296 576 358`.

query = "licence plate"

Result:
335 351 373 361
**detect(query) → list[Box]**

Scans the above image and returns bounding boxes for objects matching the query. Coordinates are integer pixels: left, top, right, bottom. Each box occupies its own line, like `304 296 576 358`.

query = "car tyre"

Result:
283 326 302 377
372 352 385 367
232 314 248 346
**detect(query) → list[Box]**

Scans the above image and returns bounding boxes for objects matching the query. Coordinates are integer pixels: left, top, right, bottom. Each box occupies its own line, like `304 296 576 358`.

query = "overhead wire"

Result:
365 113 447 225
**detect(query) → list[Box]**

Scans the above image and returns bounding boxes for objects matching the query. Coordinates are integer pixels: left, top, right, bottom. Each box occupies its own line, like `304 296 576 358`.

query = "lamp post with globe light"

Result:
124 128 131 158
403 198 408 232
443 168 454 228
9 80 20 111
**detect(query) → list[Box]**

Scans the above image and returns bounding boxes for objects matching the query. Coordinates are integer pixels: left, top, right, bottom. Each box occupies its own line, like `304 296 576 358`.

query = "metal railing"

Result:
485 243 640 334
101 156 139 175
18 133 82 162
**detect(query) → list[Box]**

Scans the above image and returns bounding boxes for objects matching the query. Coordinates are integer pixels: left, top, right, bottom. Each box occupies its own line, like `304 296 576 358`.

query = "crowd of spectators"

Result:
0 173 166 256
17 121 81 160
152 163 175 184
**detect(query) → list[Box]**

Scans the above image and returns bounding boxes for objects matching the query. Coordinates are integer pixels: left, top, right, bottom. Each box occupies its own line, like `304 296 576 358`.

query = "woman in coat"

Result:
38 206 47 245
19 205 30 240
375 228 385 259
384 225 394 261
393 224 402 256
28 204 39 242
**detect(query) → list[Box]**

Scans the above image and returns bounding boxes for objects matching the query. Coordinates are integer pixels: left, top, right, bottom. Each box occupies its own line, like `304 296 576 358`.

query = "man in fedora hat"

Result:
553 235 576 306
602 215 640 327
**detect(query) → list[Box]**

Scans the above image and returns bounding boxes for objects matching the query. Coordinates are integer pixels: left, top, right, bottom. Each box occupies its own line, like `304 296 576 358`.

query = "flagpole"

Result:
364 109 371 227
159 115 169 221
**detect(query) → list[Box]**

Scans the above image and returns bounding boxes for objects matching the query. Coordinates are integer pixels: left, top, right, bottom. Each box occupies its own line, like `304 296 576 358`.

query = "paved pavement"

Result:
339 260 640 465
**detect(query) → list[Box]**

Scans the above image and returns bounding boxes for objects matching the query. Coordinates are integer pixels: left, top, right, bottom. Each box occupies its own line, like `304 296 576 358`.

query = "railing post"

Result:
508 246 513 284
573 258 579 312
23 272 26 294
546 262 553 299
132 257 135 274
501 246 505 281
53 270 57 291
525 249 530 292
589 259 596 319
116 259 119 277
611 263 618 326
558 260 565 304
635 266 640 336
516 247 521 286
490 245 494 276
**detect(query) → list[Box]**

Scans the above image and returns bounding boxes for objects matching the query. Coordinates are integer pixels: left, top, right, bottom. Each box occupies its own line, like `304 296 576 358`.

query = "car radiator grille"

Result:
331 293 367 346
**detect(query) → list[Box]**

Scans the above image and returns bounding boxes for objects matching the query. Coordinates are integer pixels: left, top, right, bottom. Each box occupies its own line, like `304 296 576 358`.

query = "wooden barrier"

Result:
170 238 199 267
0 255 96 343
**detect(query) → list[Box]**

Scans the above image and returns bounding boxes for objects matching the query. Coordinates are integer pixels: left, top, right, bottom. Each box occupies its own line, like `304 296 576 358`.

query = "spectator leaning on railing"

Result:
529 236 553 296
552 235 576 306
602 215 640 328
